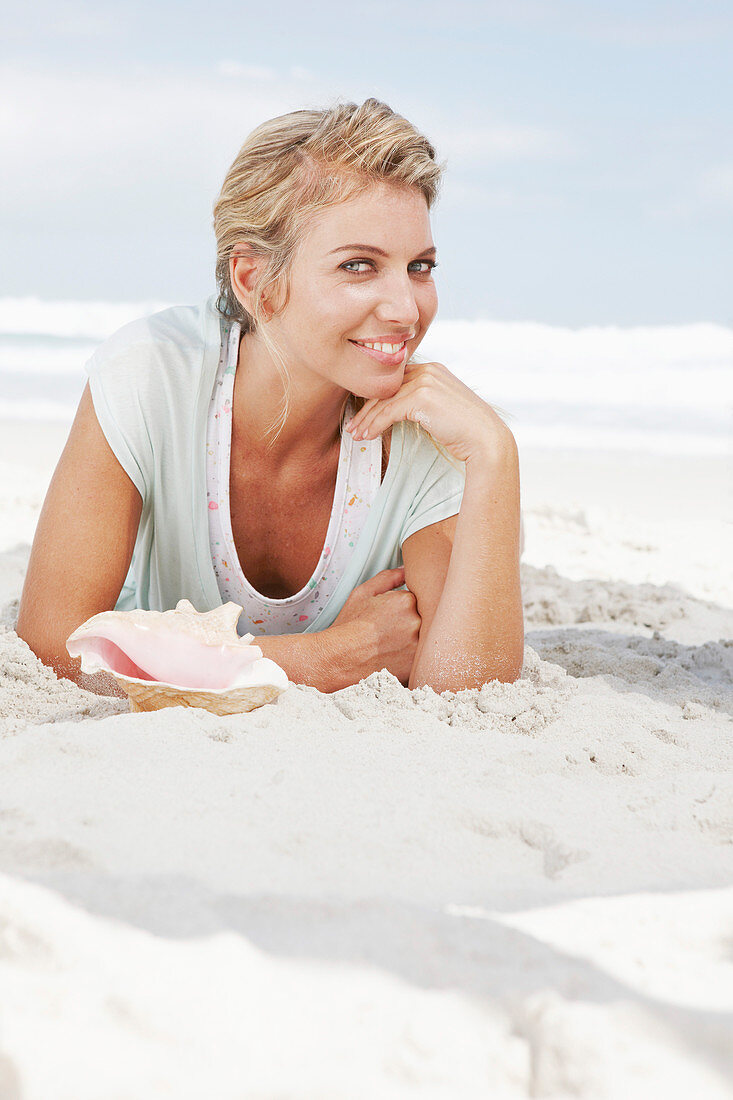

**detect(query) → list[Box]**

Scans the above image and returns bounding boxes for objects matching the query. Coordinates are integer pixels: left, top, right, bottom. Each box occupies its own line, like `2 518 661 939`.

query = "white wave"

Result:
0 300 731 456
2 298 731 366
0 342 97 375
0 400 78 422
0 297 172 340
419 320 733 414
513 423 730 457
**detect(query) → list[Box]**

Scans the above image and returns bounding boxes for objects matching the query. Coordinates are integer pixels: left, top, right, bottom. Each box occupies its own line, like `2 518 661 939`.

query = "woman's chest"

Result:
227 432 391 600
229 471 334 599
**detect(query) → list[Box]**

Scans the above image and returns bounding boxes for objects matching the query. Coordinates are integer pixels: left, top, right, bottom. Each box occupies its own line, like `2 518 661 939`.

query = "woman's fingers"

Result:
345 363 422 436
350 384 418 439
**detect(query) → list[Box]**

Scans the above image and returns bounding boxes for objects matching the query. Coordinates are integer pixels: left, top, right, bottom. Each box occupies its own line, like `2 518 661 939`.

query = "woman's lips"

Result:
349 340 408 366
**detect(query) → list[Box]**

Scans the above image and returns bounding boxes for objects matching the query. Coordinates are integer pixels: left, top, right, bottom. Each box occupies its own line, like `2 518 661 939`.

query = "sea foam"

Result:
1 298 730 455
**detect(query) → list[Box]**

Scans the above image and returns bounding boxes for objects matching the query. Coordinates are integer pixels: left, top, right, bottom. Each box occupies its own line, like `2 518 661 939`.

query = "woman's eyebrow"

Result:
328 243 437 257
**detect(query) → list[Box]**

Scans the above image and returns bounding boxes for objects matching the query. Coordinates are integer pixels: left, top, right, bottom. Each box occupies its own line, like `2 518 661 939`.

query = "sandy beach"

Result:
1 417 731 1098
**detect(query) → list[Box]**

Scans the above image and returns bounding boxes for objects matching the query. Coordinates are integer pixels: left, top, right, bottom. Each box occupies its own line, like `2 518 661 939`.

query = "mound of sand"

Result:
0 438 731 1098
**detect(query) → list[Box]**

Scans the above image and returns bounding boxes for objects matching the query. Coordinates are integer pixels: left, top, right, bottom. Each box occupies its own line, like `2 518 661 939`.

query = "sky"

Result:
2 0 732 325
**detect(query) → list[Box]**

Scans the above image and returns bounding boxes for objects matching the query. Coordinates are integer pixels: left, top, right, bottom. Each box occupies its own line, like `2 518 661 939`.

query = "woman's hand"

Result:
344 360 514 465
327 566 421 687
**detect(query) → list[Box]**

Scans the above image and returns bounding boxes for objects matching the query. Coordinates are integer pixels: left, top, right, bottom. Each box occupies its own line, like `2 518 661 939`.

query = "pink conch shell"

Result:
66 599 289 714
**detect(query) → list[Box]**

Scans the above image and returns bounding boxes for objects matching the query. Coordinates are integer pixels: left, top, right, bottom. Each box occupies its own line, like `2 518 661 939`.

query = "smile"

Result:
349 339 408 365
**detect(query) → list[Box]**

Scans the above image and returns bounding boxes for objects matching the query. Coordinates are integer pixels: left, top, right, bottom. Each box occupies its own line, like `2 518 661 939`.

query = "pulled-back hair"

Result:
212 97 459 466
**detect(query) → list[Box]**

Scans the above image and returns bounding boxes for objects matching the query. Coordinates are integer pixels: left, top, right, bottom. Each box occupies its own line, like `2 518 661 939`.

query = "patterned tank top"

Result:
206 318 384 636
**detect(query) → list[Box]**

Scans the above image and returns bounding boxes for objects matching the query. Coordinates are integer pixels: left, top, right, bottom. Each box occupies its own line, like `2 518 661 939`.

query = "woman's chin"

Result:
362 373 404 400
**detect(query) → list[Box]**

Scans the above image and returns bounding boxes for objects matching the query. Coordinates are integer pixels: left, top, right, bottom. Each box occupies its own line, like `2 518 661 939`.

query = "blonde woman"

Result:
17 98 524 696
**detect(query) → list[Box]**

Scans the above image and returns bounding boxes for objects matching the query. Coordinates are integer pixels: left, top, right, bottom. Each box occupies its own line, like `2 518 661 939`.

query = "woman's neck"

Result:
231 331 349 470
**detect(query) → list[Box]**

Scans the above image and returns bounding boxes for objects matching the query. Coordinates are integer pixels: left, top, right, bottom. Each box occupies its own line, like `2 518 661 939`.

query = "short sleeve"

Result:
83 328 153 502
399 445 466 547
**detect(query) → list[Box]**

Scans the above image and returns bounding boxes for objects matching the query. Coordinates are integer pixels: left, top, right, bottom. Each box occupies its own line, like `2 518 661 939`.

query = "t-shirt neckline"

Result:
191 296 404 625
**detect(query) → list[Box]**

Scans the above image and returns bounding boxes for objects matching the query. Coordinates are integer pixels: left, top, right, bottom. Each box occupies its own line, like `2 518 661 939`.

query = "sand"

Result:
0 418 731 1098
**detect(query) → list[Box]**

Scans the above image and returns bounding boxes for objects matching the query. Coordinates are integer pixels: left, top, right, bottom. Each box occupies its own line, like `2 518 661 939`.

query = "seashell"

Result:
66 599 289 715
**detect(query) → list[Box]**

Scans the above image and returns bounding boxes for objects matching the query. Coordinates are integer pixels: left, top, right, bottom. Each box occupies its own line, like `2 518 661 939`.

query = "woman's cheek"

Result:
425 280 439 305
419 285 439 324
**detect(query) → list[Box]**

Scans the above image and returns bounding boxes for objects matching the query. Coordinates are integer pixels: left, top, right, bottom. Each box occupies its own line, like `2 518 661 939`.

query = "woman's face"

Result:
267 181 439 401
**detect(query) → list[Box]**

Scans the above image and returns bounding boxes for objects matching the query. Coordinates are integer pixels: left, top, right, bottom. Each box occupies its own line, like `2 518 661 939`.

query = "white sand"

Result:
0 418 731 1099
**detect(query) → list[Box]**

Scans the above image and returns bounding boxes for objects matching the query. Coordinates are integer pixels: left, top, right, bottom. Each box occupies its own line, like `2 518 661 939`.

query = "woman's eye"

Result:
341 260 373 273
410 260 438 275
340 259 438 275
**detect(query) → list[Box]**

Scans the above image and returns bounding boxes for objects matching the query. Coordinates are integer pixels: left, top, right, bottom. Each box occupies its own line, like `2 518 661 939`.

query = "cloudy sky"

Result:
2 0 731 324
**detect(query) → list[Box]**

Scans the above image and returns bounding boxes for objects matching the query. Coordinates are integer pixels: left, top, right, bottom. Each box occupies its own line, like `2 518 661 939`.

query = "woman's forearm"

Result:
256 628 347 693
408 434 524 692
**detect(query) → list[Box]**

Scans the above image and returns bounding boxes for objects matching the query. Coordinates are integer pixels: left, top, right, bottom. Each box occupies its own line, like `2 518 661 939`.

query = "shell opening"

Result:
69 623 264 690
80 636 161 682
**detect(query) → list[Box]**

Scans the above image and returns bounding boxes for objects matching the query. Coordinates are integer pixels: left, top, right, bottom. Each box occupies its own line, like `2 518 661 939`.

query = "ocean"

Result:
1 296 730 456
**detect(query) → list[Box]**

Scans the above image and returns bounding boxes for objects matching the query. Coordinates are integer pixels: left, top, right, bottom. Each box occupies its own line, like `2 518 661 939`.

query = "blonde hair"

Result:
212 96 463 472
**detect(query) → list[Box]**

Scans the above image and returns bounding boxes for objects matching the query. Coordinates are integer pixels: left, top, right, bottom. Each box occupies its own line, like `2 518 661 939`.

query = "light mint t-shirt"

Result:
84 296 466 634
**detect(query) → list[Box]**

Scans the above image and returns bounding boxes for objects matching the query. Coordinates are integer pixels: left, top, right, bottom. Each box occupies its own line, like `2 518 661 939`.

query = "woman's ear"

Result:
230 244 261 316
230 245 283 322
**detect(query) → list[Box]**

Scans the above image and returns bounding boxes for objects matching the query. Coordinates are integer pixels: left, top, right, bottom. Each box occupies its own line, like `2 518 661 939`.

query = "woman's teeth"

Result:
354 340 405 353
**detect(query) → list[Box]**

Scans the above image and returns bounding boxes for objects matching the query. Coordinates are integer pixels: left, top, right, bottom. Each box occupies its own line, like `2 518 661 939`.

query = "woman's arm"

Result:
343 359 525 693
403 432 524 692
16 382 142 695
256 628 355 694
16 383 397 700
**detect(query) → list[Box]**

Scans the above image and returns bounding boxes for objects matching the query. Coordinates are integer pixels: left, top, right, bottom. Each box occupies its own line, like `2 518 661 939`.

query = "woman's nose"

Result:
374 273 420 326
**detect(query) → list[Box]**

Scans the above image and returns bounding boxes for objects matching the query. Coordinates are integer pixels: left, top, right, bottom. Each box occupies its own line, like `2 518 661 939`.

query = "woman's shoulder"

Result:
89 297 215 366
83 297 220 452
84 298 220 416
81 298 220 503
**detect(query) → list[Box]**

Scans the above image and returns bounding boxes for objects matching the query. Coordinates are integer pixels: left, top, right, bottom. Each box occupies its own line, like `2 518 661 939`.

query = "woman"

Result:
16 98 524 696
